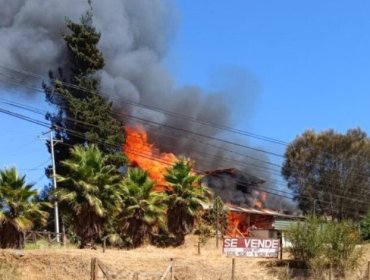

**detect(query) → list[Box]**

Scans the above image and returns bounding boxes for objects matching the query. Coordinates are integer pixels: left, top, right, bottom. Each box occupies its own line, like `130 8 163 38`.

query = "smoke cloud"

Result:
0 0 291 210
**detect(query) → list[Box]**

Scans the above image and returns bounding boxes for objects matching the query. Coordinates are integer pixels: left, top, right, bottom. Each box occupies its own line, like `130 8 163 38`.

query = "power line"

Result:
1 75 369 184
1 99 369 200
0 65 289 146
0 74 286 159
1 70 369 180
0 77 369 216
19 159 50 172
1 96 369 197
0 107 49 128
1 65 370 184
0 101 368 200
0 105 368 217
59 122 370 212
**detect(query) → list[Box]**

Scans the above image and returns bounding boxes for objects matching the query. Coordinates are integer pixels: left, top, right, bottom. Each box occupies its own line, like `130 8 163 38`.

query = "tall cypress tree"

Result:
43 9 126 172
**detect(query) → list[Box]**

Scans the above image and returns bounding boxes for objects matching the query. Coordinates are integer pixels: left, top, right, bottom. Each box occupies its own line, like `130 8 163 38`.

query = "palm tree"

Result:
55 145 122 248
0 168 49 249
118 168 166 248
165 159 211 246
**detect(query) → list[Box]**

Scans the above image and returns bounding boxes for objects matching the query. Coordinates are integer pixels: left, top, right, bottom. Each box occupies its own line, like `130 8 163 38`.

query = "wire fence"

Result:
89 255 370 280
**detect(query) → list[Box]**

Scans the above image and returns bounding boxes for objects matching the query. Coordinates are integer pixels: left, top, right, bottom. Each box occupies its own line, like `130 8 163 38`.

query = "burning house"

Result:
0 0 303 245
123 125 300 239
203 168 299 238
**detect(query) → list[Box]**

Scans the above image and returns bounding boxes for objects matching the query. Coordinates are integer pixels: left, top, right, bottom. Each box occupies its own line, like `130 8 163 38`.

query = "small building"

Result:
225 204 301 241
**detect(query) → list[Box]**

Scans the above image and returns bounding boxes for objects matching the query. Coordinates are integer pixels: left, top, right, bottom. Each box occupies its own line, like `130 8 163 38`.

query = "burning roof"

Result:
226 205 298 219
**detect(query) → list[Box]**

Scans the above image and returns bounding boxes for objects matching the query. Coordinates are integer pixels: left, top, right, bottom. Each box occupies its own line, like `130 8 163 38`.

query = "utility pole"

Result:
50 131 62 243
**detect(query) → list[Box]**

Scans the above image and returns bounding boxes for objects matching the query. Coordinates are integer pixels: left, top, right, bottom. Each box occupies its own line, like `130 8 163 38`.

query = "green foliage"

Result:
193 223 214 245
360 210 370 240
150 227 176 248
286 216 363 275
0 168 50 249
209 196 228 236
42 9 126 238
324 221 362 274
285 216 324 265
165 158 211 246
55 145 122 248
196 196 228 245
282 128 370 219
43 9 125 184
117 168 167 248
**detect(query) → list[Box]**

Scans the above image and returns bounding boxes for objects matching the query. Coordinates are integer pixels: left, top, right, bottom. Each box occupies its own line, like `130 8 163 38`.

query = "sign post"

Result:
223 238 280 258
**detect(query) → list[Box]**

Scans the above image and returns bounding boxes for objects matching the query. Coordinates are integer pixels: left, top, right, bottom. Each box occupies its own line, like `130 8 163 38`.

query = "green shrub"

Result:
324 221 362 274
285 216 324 266
360 210 370 240
194 223 214 245
150 228 176 248
285 216 363 275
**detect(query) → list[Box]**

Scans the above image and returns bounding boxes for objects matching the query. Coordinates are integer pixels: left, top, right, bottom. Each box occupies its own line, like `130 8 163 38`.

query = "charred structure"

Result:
203 168 266 208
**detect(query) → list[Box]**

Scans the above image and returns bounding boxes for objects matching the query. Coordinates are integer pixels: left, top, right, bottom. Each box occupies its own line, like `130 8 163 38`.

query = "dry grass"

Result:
0 261 20 280
2 236 370 280
0 235 278 280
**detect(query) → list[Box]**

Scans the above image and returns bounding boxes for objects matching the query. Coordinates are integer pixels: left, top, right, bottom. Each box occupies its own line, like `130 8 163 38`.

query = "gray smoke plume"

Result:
0 0 291 210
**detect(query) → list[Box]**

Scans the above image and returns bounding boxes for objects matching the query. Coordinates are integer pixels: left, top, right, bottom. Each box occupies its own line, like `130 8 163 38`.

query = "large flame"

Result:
227 211 250 237
124 125 178 190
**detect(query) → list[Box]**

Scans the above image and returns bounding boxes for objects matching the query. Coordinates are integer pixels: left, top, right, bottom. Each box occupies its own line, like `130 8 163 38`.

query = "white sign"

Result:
223 238 280 258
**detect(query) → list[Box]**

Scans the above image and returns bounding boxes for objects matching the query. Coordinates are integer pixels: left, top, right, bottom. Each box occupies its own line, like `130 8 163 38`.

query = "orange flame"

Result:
254 200 263 209
124 125 178 190
226 205 251 237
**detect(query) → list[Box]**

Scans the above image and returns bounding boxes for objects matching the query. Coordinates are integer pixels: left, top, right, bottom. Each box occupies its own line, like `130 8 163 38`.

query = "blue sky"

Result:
1 0 370 191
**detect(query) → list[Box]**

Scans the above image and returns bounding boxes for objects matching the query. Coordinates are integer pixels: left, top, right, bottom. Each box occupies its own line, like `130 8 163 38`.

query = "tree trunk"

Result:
0 222 24 249
174 233 185 246
75 210 101 249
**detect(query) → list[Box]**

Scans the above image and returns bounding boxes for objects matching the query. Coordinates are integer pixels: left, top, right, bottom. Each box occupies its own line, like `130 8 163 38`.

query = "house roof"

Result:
226 205 301 219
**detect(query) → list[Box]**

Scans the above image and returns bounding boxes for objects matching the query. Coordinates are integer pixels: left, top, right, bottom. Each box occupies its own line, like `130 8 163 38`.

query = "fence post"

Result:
231 258 235 280
279 233 283 260
91 258 97 280
367 261 370 280
170 258 174 280
216 205 219 249
103 238 106 253
329 263 332 280
63 233 67 248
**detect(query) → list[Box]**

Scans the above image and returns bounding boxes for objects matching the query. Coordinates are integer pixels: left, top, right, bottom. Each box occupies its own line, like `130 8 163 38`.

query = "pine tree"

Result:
43 8 126 171
209 196 228 236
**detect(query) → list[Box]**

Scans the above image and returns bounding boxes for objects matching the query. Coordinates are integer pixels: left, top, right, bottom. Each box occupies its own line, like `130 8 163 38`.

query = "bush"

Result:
150 228 176 248
324 221 362 274
285 216 324 266
193 223 214 245
360 210 370 240
285 216 363 275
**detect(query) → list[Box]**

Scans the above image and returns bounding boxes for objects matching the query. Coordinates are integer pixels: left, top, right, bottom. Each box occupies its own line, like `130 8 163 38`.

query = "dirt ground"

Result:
0 236 369 280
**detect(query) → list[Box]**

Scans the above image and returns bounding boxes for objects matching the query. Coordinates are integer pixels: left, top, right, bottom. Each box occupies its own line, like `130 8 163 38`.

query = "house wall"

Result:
227 211 275 237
